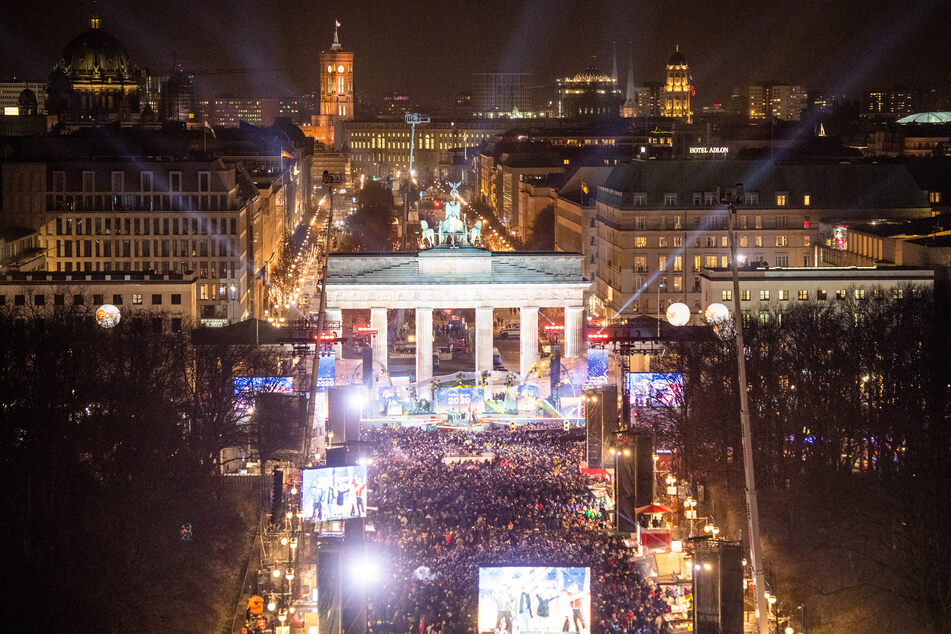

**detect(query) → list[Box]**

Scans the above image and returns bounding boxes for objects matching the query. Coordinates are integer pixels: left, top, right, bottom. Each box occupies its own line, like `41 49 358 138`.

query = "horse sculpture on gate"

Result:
420 220 435 247
468 219 482 247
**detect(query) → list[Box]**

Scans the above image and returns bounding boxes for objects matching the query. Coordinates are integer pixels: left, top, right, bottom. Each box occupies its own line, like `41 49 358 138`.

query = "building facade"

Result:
344 120 504 181
0 158 254 323
699 266 934 323
0 270 200 327
557 66 622 119
586 160 933 319
0 80 47 115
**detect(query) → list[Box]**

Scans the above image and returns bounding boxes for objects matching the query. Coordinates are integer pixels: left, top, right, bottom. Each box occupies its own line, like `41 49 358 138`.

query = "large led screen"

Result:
478 566 591 634
234 376 294 410
302 465 368 521
586 349 609 386
626 372 684 408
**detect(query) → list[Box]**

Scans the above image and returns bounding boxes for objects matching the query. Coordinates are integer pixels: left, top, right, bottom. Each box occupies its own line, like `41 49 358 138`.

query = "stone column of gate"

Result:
475 306 494 373
519 305 539 378
415 307 433 400
325 307 343 358
370 307 388 373
564 305 585 358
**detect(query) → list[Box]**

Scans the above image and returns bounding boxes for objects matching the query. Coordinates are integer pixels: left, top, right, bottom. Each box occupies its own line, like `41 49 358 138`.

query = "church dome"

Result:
668 46 686 66
55 16 133 82
568 66 613 83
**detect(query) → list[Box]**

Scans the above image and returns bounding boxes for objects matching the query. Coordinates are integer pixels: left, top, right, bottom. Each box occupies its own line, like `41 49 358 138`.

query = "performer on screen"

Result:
350 476 366 516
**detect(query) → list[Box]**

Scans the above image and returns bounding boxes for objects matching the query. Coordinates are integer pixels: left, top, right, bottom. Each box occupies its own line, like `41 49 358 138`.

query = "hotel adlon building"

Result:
586 160 933 319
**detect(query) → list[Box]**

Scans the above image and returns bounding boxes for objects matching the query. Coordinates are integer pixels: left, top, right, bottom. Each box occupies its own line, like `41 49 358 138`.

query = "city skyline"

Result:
3 0 950 105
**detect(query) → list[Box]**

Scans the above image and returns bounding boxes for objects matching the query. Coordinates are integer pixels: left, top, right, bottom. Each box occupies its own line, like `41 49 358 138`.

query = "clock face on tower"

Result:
337 64 345 73
327 64 333 73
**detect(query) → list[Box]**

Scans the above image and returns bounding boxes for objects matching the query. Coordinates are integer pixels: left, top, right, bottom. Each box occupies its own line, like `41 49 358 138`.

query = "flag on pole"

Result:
203 120 216 139
335 20 341 27
281 149 294 159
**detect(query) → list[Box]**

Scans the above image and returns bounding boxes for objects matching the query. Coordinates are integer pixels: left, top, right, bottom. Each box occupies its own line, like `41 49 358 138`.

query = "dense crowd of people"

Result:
362 427 672 634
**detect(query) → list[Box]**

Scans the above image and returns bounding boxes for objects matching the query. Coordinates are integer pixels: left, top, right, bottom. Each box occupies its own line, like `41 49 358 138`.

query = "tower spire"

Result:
331 19 342 51
611 40 618 82
625 42 635 101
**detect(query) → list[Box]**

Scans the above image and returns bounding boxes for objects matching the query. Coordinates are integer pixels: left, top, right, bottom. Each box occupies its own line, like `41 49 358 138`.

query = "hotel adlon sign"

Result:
689 146 730 155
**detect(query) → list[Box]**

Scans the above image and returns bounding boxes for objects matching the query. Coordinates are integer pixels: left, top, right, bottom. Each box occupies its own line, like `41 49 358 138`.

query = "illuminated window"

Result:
633 256 647 272
739 236 749 247
673 256 683 272
755 236 763 247
664 193 677 207
930 191 941 203
778 290 789 301
854 288 866 299
835 289 846 300
721 256 729 268
892 288 904 299
741 290 751 301
817 289 827 300
776 193 787 206
132 293 143 305
659 236 668 247
704 255 718 268
721 236 728 247
803 193 811 206
760 290 770 301
803 235 811 247
635 237 647 248
798 289 808 300
721 290 732 301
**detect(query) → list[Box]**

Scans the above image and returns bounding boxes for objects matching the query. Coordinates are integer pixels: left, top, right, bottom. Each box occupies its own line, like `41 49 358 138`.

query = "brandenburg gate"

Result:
324 246 589 386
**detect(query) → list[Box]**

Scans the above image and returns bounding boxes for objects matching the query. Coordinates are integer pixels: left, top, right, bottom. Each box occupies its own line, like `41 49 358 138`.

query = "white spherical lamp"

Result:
95 304 121 328
704 302 730 324
666 302 690 326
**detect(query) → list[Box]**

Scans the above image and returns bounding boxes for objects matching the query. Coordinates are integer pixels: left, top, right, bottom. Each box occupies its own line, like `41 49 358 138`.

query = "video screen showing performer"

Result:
478 566 591 634
301 465 368 521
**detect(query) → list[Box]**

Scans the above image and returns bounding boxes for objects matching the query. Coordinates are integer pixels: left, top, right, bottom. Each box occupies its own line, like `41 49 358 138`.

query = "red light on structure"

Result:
443 308 453 314
319 333 336 341
356 327 378 334
587 332 609 340
544 324 565 332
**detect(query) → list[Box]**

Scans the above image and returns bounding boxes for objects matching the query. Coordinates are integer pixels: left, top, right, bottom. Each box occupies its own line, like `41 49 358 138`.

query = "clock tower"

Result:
319 23 354 121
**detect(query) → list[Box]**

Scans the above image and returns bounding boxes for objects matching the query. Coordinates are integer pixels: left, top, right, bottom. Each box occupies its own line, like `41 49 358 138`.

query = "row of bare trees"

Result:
0 309 301 631
646 289 950 632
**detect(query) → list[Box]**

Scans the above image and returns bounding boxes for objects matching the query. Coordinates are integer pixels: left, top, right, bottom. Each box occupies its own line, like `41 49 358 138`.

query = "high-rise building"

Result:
663 46 692 122
635 82 664 118
471 73 532 117
864 89 918 119
749 83 806 121
159 69 197 123
200 97 266 127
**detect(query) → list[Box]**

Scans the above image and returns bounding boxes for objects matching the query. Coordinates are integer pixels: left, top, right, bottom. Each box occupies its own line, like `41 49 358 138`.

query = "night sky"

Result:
3 0 949 107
